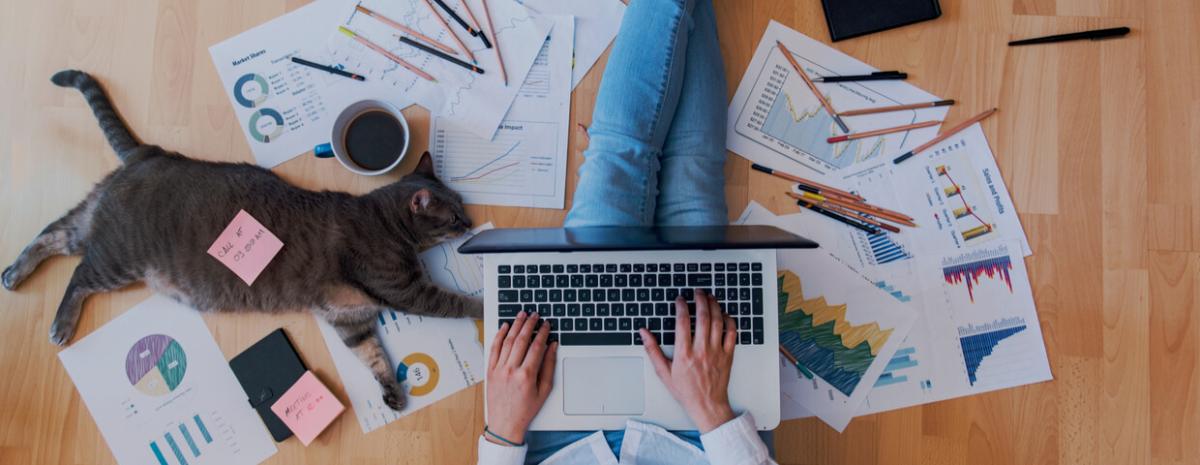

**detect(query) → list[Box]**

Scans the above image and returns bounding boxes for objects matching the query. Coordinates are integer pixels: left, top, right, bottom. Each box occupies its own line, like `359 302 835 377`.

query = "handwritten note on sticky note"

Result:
207 210 284 286
270 371 344 446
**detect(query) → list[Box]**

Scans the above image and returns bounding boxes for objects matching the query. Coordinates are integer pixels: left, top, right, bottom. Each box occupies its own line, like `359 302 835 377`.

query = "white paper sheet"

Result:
430 16 572 209
58 295 277 465
324 0 552 140
727 20 950 183
317 225 492 433
209 0 394 168
517 0 625 89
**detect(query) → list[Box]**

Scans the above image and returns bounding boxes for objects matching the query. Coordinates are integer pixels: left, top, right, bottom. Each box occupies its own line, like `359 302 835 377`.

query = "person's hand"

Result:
641 289 737 433
485 312 557 445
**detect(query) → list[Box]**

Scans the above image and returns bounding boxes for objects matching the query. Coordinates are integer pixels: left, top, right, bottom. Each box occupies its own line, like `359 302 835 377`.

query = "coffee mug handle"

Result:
314 143 335 159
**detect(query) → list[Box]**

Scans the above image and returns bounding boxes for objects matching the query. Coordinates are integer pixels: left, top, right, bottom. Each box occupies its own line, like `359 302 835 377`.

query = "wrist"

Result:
691 402 736 433
485 421 527 446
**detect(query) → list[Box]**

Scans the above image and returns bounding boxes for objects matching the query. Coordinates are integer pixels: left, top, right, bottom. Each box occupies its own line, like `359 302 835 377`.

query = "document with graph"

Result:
316 224 492 433
859 239 1051 415
774 249 918 431
430 16 573 209
726 20 950 183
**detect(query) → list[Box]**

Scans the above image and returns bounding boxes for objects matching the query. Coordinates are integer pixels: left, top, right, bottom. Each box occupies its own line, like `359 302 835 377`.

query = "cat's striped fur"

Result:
2 70 480 411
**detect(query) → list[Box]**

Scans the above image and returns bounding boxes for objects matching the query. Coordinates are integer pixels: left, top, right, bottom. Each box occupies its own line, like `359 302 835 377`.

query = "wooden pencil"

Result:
420 0 478 64
815 199 903 233
787 191 916 227
480 0 507 86
457 0 493 48
750 163 865 202
827 120 942 143
893 108 999 164
798 200 880 234
776 40 850 133
838 99 956 117
338 27 437 82
355 5 459 56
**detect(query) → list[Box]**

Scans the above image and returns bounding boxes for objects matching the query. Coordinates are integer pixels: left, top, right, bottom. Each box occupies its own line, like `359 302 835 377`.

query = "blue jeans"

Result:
531 0 763 463
563 0 728 228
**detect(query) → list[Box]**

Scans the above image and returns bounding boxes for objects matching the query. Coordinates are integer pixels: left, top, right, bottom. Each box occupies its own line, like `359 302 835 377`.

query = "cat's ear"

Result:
409 188 432 213
414 151 436 178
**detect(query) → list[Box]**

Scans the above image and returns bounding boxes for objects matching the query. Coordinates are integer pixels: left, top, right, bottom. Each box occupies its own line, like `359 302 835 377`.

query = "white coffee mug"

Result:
314 99 410 176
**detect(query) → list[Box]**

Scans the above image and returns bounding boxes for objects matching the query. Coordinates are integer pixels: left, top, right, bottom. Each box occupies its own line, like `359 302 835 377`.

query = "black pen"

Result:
815 71 907 83
290 57 365 81
797 200 880 234
1008 26 1130 46
399 36 485 74
431 0 479 37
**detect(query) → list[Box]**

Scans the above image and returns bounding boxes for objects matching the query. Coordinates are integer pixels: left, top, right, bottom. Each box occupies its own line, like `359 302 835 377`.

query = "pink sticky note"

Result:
270 371 344 446
207 210 284 285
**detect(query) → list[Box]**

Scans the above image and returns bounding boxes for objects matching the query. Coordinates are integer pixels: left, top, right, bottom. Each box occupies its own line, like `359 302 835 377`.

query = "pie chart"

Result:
396 352 440 397
125 334 188 396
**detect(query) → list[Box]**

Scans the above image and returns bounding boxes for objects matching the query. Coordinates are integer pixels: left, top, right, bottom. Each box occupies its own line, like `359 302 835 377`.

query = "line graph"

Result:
431 120 559 198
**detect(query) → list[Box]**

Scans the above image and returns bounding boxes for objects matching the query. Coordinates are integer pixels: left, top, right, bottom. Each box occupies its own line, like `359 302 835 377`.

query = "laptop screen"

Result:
457 225 818 254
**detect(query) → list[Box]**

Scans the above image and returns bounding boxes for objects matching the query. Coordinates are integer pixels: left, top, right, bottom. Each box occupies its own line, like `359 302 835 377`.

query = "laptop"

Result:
459 225 818 431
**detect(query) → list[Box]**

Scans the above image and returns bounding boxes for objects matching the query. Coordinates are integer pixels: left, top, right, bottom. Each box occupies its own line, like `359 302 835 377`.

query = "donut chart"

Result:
248 108 284 143
233 73 269 108
395 352 440 397
125 334 188 396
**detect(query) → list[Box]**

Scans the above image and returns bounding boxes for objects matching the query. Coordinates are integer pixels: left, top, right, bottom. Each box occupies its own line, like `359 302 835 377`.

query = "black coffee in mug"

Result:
343 110 407 171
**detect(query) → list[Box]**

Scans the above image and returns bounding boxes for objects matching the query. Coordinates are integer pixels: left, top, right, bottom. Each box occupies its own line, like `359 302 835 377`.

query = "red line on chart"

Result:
452 161 520 182
939 167 991 232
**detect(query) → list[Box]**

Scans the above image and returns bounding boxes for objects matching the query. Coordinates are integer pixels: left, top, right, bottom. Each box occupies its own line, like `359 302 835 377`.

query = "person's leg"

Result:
654 0 729 226
564 0 698 227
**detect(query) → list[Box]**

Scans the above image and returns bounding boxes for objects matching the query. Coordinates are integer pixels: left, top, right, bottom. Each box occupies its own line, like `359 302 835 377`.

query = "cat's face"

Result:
402 152 472 245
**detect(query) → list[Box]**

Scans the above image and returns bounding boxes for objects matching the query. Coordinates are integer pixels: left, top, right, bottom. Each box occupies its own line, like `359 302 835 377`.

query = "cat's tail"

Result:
50 70 142 161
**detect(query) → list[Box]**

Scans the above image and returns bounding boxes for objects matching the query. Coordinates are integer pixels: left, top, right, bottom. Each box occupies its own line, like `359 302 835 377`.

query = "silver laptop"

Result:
460 225 818 431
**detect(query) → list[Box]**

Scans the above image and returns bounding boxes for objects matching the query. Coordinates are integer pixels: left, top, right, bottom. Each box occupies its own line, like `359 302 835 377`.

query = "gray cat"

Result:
2 70 482 411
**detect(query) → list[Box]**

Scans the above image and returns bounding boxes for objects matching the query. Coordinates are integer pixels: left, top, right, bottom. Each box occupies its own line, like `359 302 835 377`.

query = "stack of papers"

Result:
210 0 625 211
727 21 1052 431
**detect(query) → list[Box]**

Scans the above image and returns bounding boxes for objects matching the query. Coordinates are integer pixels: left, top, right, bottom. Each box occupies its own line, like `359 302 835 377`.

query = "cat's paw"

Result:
49 320 77 346
2 266 20 290
382 381 407 411
463 298 484 319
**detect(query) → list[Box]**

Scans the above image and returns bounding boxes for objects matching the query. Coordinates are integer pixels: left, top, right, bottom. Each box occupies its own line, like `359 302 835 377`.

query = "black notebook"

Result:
229 329 307 442
821 0 942 42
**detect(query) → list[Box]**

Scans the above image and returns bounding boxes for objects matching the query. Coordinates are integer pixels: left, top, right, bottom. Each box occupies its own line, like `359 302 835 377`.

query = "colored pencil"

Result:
457 0 493 49
420 0 478 64
338 27 437 82
355 5 459 56
787 191 916 227
797 200 880 234
827 120 942 143
817 200 903 234
290 57 365 81
399 36 484 74
750 163 865 202
893 108 999 164
815 71 908 83
480 0 507 86
432 0 477 37
776 40 850 133
838 99 955 117
1008 26 1130 46
778 346 814 379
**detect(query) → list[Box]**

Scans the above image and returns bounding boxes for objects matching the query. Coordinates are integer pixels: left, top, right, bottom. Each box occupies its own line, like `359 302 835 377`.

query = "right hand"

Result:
485 312 557 445
641 290 738 433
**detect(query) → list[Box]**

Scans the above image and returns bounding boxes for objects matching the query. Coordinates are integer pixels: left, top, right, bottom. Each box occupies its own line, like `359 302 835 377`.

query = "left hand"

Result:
485 312 557 445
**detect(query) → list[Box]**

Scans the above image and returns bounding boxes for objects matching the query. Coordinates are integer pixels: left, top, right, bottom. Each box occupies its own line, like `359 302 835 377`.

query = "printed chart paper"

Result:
517 0 625 89
317 225 492 433
727 20 949 183
209 0 391 168
325 0 552 140
430 16 572 209
59 295 277 465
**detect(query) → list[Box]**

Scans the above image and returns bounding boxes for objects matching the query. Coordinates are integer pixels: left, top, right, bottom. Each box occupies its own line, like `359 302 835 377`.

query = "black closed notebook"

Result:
229 329 307 442
821 0 941 42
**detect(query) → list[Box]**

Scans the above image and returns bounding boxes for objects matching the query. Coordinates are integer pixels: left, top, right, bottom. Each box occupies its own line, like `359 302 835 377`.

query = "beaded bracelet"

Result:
483 425 525 447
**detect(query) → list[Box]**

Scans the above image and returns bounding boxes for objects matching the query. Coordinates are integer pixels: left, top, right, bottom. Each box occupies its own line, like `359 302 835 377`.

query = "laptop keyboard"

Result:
496 262 766 346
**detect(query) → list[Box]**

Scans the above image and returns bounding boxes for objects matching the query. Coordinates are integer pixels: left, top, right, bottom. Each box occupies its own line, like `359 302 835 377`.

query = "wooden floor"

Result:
1 0 1196 463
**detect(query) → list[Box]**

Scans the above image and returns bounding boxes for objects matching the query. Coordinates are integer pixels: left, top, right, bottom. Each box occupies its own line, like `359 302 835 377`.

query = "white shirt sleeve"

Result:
477 434 528 465
700 413 778 465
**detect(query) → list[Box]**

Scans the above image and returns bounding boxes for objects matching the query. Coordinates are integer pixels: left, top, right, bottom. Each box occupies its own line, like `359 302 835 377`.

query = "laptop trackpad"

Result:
563 357 645 415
